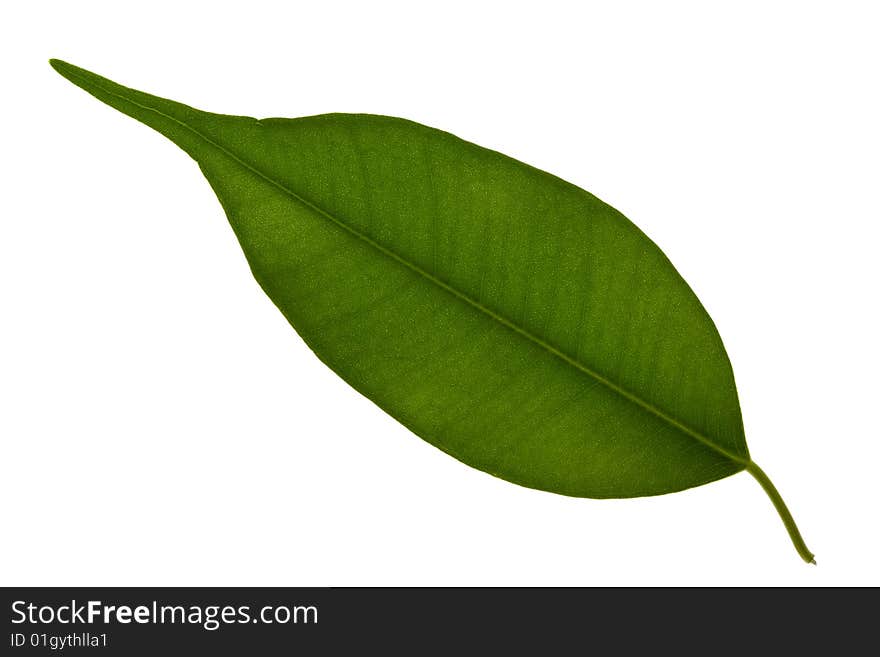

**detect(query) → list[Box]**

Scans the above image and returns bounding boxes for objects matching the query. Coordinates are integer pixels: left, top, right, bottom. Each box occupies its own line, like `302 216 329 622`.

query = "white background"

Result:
2 1 878 586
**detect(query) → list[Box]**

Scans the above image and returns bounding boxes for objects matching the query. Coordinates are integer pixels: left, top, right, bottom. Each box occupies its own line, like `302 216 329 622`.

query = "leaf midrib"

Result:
66 66 747 466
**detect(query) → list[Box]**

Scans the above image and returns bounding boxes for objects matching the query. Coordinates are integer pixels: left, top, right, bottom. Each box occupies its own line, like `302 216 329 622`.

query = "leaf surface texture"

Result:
51 60 813 561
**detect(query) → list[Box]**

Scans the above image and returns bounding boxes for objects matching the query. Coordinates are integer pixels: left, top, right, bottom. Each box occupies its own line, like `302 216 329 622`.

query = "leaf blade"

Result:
50 58 746 493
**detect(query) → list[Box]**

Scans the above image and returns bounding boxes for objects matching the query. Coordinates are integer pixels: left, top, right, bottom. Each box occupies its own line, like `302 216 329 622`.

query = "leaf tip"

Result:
49 58 76 83
49 58 84 85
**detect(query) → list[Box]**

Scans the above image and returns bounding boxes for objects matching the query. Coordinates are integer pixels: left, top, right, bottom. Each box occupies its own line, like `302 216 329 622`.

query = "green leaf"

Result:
50 59 813 563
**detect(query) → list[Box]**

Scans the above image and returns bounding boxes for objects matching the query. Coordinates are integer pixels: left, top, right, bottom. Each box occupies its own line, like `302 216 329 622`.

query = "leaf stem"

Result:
746 461 815 564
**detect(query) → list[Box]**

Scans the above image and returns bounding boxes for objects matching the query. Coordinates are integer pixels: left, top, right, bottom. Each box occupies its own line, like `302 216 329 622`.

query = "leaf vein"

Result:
68 68 747 467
